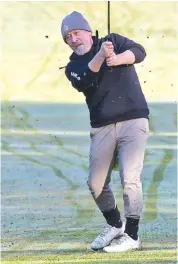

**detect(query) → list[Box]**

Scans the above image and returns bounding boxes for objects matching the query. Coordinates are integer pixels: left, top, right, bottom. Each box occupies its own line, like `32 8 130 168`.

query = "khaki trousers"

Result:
87 118 149 219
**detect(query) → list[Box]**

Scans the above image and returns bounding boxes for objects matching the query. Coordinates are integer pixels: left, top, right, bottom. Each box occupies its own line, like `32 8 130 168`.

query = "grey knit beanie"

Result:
61 11 92 42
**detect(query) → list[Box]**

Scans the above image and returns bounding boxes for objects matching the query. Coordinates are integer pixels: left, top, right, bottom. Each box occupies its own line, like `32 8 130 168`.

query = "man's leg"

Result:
104 118 149 252
88 124 124 250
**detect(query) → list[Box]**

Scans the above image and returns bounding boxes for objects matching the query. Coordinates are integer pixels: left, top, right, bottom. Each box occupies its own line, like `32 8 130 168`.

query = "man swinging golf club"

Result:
61 10 149 252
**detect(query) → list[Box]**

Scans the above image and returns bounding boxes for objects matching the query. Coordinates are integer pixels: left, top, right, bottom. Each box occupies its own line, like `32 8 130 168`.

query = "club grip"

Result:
106 36 113 72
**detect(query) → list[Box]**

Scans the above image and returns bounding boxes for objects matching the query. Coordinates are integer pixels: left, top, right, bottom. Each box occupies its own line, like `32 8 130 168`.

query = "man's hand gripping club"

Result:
98 41 117 67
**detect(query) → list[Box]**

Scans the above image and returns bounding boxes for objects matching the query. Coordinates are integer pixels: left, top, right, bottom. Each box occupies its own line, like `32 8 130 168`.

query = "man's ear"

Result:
89 32 93 40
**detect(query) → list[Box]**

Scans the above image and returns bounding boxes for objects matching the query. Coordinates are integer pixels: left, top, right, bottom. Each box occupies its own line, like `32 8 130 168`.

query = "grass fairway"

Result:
1 226 177 264
2 249 177 264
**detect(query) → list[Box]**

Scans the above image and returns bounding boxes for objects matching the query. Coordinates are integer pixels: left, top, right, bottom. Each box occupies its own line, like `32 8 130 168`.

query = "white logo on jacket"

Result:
71 72 81 81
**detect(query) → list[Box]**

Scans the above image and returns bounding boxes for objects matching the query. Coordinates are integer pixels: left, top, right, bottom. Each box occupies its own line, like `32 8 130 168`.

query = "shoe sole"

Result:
103 243 142 253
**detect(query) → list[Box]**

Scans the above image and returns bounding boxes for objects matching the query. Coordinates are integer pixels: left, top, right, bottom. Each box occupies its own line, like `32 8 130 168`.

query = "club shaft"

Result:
108 1 110 36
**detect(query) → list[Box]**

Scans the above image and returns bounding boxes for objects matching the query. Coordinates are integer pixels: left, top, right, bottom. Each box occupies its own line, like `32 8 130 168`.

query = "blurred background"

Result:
1 1 177 259
1 1 177 102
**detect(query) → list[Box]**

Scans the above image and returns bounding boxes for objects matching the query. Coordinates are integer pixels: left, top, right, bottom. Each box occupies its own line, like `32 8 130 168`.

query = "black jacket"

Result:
65 33 149 128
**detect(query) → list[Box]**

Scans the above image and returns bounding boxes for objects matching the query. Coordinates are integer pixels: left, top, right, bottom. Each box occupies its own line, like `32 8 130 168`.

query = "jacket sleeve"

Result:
65 62 98 92
112 33 146 63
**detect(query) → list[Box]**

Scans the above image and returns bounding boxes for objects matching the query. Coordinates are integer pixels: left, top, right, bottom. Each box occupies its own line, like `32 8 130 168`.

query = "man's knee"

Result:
120 167 143 187
87 179 103 199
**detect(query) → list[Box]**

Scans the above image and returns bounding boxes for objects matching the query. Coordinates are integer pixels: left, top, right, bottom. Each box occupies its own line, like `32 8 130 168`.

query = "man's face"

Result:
65 29 93 55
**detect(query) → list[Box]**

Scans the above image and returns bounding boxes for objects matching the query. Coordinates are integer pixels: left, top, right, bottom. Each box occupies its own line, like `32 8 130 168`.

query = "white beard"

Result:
75 44 91 56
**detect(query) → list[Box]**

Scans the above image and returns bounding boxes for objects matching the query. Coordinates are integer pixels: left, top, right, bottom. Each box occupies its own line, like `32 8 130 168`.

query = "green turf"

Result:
2 249 177 264
2 231 177 264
